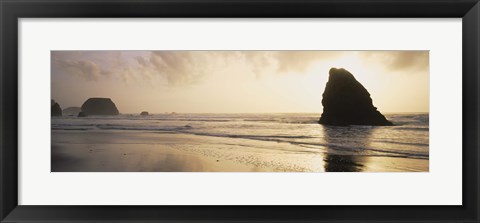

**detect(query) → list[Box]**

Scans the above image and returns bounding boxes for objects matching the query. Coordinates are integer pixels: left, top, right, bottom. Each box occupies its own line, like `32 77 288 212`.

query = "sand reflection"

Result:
51 131 274 172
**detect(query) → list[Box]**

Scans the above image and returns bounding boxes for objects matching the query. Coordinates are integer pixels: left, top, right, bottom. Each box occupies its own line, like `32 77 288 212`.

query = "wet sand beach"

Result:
52 130 428 172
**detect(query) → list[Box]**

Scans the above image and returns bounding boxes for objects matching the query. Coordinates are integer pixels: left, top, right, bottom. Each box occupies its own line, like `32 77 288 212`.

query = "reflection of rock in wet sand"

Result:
323 154 365 172
322 126 373 172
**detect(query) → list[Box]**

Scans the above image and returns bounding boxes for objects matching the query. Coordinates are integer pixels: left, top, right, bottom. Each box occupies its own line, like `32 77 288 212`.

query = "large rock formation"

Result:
319 68 392 126
51 100 62 117
80 98 119 116
140 111 149 116
63 107 81 116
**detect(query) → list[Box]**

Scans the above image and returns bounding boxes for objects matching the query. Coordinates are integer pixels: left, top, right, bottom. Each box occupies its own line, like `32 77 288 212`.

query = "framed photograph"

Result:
1 0 479 222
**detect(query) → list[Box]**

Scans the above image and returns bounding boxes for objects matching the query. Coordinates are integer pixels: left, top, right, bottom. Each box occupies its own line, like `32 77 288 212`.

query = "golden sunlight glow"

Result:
51 51 429 113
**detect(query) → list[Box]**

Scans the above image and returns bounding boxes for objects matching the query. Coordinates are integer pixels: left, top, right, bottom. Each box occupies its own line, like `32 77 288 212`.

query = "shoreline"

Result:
52 130 428 172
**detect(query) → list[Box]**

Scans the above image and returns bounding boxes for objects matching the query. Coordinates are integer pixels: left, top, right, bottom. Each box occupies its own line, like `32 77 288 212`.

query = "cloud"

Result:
148 51 217 85
272 51 344 73
53 59 111 81
51 51 428 87
51 51 346 85
141 51 344 84
52 51 159 84
360 51 429 72
135 56 148 67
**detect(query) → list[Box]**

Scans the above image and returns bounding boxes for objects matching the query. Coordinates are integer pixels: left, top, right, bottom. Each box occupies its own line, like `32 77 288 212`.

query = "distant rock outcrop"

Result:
140 111 149 116
319 68 393 126
78 112 87 117
63 107 81 116
80 98 119 116
51 100 62 117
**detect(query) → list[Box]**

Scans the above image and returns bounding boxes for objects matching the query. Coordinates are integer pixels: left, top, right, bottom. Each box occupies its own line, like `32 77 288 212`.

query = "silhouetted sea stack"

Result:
80 98 119 116
319 68 393 126
140 111 149 116
51 100 62 116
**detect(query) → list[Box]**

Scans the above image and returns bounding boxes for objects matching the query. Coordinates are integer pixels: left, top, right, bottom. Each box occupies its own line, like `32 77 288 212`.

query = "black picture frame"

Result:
1 0 479 222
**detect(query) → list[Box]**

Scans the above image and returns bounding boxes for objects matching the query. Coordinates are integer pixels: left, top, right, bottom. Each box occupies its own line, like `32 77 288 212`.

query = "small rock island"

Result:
51 100 62 117
80 98 119 116
319 68 393 126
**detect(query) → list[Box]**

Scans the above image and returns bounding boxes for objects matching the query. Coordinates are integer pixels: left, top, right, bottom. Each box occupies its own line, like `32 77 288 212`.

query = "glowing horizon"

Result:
51 51 429 114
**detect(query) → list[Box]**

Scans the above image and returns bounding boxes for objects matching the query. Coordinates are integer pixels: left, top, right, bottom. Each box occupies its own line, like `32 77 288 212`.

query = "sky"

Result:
51 51 429 114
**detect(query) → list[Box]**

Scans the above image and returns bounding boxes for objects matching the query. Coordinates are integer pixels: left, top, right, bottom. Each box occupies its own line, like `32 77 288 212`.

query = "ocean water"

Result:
52 113 429 162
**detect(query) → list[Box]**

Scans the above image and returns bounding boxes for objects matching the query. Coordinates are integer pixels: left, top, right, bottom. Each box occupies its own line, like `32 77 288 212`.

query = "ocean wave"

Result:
52 127 91 131
371 140 428 147
289 141 428 160
168 130 429 160
182 132 316 140
394 127 429 131
95 124 192 131
243 118 319 124
144 118 232 122
52 123 98 127
51 113 429 160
